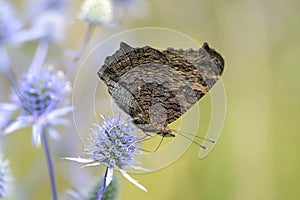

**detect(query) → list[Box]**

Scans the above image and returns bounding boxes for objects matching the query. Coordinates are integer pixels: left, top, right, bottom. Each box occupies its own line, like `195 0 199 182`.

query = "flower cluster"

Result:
2 66 72 146
66 115 148 197
13 67 71 118
86 115 141 169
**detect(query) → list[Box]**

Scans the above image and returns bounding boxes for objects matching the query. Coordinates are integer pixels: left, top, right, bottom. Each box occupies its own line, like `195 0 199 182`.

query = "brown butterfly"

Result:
98 42 224 140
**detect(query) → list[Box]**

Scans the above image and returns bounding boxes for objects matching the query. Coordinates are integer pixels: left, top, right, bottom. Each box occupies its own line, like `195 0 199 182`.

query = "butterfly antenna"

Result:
170 129 208 149
170 129 215 143
176 131 207 150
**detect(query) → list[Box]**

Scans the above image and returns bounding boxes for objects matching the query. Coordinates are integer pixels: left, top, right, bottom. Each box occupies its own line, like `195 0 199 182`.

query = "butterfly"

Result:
98 42 224 140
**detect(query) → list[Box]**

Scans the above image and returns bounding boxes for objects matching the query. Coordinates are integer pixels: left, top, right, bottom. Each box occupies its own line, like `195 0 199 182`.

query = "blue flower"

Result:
65 115 149 195
0 0 22 45
111 0 149 21
86 115 141 169
18 0 70 44
0 105 15 131
31 10 66 44
0 153 12 198
27 0 69 17
0 66 72 146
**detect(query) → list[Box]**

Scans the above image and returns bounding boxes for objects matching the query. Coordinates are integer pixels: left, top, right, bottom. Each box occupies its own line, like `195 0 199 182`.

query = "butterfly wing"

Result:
98 42 171 132
98 42 224 132
163 42 224 89
98 42 169 84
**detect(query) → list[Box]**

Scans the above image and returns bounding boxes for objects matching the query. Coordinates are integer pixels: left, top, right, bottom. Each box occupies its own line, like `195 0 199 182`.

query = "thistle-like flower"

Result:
79 0 114 26
28 0 69 17
111 0 149 21
11 0 70 45
66 115 148 199
0 66 72 146
0 153 12 198
86 115 141 169
0 0 22 45
32 10 66 44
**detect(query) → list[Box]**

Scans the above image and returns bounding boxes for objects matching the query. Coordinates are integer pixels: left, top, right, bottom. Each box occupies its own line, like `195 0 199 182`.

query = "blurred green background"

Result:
2 0 300 199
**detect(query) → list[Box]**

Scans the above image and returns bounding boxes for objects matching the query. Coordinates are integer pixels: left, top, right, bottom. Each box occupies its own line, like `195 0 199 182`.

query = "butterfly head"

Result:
158 126 175 137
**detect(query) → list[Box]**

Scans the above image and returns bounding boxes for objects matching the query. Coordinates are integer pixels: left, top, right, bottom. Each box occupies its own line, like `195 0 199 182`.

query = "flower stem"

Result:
97 167 109 200
41 128 57 200
0 46 17 87
67 25 95 79
11 28 45 44
29 39 49 72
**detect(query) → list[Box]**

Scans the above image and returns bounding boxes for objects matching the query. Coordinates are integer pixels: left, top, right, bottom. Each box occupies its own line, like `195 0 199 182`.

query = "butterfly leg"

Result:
127 133 166 153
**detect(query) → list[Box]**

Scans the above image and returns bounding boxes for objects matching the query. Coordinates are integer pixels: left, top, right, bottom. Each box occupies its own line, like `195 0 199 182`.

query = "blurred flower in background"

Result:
27 0 69 18
12 0 71 45
0 0 22 45
111 0 150 21
78 0 150 27
79 0 114 26
29 0 69 47
1 66 72 146
0 0 22 77
0 105 15 131
0 153 12 198
31 10 66 44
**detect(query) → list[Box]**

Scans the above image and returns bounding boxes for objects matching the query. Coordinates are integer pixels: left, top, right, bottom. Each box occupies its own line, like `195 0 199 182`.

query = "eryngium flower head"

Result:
86 115 141 169
1 66 72 146
79 0 113 26
28 0 69 17
65 115 148 192
13 66 71 118
32 10 66 43
0 0 22 44
0 154 12 198
111 0 149 20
